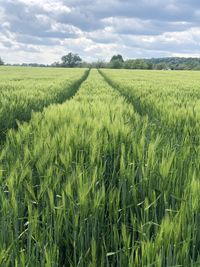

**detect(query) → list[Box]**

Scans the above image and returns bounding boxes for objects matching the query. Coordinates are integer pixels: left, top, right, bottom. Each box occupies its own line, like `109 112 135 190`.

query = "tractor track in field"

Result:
98 69 200 162
98 69 178 138
59 68 90 103
0 68 91 144
98 69 156 120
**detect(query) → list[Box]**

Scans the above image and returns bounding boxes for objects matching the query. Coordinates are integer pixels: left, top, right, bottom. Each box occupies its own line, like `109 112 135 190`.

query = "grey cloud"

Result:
1 41 13 48
1 1 80 39
109 19 195 36
0 0 200 63
16 35 60 46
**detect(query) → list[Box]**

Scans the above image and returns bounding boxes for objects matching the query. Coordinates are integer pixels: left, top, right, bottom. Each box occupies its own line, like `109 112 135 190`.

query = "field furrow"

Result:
0 67 89 141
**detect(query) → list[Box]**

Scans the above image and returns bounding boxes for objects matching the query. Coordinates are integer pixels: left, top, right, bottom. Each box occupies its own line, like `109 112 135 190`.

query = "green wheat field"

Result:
0 67 200 266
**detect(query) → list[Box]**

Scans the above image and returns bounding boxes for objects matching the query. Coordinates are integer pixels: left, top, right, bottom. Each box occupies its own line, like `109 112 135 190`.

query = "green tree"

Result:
110 54 124 63
61 52 82 67
124 59 153 69
109 54 124 69
154 63 167 70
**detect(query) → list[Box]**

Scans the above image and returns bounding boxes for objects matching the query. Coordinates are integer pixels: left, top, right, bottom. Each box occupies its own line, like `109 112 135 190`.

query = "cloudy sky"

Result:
0 0 200 64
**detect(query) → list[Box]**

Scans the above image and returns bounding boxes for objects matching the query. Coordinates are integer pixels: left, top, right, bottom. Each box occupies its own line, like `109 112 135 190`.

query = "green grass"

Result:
0 68 200 266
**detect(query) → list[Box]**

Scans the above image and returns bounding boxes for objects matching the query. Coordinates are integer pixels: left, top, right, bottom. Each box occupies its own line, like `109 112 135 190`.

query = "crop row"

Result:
100 69 200 131
0 69 200 266
0 67 88 140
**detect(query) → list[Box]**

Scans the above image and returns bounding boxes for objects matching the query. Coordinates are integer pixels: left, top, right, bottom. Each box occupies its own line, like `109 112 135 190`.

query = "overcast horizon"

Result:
0 0 200 64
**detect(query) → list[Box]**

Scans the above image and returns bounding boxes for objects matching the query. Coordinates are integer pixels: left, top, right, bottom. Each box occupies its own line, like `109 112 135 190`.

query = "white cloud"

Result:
0 0 200 63
18 0 71 14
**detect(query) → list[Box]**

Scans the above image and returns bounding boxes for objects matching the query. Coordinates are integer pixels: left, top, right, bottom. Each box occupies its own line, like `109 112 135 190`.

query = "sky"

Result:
0 0 200 64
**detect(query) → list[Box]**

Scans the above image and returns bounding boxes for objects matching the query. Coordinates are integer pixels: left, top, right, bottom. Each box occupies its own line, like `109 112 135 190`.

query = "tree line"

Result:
51 53 200 70
2 53 200 70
